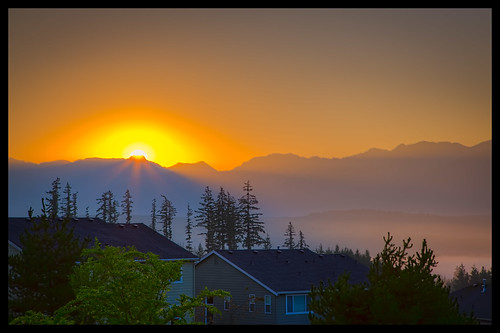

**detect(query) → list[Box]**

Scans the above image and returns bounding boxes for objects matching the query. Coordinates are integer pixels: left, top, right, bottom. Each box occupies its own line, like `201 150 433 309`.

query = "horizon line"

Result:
8 138 491 172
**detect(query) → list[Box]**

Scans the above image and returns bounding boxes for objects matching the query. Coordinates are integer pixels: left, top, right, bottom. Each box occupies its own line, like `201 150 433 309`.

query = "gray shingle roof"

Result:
203 249 369 294
450 283 492 322
8 217 197 261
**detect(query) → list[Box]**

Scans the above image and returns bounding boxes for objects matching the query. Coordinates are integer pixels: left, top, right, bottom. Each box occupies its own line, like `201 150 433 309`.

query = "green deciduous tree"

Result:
58 240 229 325
309 232 477 324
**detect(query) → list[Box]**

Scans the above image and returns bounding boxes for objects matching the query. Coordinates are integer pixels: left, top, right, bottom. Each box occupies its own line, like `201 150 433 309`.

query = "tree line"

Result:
41 178 374 262
448 263 492 292
40 178 271 253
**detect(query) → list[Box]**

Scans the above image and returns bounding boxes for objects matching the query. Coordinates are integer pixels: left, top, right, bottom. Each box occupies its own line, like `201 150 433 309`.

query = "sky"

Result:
9 8 491 170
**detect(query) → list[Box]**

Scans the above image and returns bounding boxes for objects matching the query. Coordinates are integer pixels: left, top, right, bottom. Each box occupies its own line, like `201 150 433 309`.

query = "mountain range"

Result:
9 140 491 218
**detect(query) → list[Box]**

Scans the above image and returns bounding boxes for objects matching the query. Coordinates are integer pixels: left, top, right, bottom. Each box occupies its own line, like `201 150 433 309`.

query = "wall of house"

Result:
195 254 277 325
165 261 196 323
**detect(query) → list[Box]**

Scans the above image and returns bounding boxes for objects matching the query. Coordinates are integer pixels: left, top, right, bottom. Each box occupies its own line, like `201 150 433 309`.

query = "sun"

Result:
129 149 148 160
123 143 155 162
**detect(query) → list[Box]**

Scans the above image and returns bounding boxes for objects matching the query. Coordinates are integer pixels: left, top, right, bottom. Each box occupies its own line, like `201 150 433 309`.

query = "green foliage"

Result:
58 240 229 324
9 310 75 325
309 232 477 324
8 206 89 319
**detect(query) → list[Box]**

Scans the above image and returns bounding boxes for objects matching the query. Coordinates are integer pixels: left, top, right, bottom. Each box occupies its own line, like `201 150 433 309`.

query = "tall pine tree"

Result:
283 221 296 249
239 181 265 249
121 189 133 224
224 192 241 250
71 192 78 217
195 186 216 251
151 198 157 232
159 195 176 240
62 182 73 219
96 190 119 224
185 203 193 253
45 177 61 219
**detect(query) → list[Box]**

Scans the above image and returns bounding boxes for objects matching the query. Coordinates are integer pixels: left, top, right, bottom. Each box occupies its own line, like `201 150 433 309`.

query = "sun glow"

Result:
19 107 255 170
129 149 148 159
123 143 154 161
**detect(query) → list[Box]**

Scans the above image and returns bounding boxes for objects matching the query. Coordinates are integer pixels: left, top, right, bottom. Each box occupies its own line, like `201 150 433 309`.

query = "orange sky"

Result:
8 9 491 170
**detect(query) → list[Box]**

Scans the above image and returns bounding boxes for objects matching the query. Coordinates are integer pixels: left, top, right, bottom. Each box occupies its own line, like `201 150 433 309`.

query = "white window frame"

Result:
248 294 256 312
224 295 231 311
264 295 271 314
205 296 214 324
285 294 309 315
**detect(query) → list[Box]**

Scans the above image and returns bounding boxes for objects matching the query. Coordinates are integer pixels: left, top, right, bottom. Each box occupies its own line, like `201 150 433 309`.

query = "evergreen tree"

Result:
45 177 61 219
159 195 176 240
214 188 241 250
62 182 73 219
451 263 470 291
238 181 264 249
121 189 133 224
195 186 216 251
8 201 89 320
185 203 193 253
297 230 309 249
195 243 205 258
96 190 119 224
283 221 296 249
263 234 272 249
71 192 78 217
151 198 157 232
96 191 109 223
110 198 119 224
224 192 241 250
309 233 476 324
214 188 228 249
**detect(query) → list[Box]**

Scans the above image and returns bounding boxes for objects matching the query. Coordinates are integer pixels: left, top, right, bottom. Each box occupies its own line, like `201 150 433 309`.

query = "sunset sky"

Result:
9 8 491 170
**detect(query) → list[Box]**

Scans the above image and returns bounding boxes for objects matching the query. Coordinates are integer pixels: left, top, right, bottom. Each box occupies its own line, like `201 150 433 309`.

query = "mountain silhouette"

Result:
8 140 491 217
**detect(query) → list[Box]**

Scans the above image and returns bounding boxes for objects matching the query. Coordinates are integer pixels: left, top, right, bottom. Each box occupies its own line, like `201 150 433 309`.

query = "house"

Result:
194 249 369 325
8 217 198 319
451 280 492 325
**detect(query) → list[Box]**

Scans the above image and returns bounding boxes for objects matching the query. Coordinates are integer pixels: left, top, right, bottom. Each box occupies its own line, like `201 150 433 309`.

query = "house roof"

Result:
198 249 369 295
8 217 198 261
450 283 492 322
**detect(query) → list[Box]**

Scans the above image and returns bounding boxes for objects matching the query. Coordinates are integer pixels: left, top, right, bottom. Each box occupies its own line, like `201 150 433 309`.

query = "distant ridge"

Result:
9 140 491 217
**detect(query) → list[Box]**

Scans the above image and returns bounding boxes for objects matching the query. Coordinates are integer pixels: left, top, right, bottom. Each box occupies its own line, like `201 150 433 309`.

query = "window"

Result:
286 294 310 314
205 296 214 324
264 295 271 314
224 295 231 311
248 294 255 312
